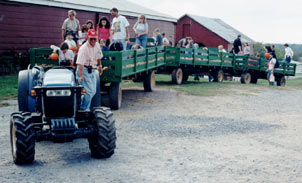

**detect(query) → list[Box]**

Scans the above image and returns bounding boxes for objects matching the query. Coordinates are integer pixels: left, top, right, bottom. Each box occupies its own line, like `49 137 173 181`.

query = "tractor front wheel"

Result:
88 107 116 158
10 112 35 164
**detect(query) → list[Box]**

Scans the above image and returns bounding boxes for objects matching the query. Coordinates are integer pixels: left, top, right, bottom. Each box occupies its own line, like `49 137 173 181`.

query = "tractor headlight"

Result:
46 90 71 97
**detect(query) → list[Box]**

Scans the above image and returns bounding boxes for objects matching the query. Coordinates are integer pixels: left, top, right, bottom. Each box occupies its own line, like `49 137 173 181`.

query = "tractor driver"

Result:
76 29 103 111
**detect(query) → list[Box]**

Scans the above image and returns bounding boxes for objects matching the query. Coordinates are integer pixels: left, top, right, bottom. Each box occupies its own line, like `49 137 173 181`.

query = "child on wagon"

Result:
50 42 75 66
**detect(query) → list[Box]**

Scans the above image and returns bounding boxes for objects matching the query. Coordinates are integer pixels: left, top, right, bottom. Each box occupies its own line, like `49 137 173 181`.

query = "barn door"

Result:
183 24 191 38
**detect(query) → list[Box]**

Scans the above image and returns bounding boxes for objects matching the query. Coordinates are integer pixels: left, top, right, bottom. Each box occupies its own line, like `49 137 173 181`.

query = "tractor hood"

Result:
43 68 76 87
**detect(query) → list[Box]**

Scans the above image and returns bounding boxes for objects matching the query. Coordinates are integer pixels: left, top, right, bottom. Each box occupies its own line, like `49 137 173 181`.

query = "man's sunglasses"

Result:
90 38 97 41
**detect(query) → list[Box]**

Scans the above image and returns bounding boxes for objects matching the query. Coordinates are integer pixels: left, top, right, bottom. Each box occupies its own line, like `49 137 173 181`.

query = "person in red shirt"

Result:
97 17 111 47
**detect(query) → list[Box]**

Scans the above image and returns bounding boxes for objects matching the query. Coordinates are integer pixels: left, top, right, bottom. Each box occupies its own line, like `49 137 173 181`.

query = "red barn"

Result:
0 0 177 55
176 14 254 51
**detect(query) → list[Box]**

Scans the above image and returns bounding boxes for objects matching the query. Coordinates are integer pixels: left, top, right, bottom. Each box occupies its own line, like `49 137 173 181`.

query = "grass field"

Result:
1 74 301 103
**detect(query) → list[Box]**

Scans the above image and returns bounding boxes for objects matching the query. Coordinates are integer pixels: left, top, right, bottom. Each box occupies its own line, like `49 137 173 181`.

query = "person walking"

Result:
284 43 294 63
76 29 103 111
62 10 80 43
233 35 242 55
110 8 130 50
133 14 148 48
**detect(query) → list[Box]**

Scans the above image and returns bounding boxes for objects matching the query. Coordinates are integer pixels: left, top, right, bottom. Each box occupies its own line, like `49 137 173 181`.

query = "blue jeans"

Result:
136 34 147 48
76 67 97 110
285 56 291 63
267 70 274 86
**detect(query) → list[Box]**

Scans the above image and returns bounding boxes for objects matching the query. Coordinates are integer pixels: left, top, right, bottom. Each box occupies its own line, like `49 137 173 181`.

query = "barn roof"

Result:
181 14 254 43
8 0 177 22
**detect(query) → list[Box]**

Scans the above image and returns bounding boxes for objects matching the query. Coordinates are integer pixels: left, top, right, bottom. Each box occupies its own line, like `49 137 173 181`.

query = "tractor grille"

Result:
51 118 76 131
43 95 75 117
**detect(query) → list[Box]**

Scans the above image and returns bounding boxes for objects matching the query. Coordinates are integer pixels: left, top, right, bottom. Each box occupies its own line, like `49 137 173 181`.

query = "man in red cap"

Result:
76 29 103 110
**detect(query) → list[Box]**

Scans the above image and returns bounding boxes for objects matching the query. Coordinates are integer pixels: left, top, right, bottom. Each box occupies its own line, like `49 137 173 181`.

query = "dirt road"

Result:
0 87 301 183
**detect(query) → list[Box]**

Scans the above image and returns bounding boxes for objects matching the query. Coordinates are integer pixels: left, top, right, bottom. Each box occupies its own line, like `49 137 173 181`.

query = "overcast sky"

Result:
128 0 302 44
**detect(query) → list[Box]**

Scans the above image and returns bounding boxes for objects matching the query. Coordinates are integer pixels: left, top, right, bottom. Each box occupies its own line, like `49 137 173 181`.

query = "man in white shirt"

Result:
76 29 103 110
267 52 276 86
110 8 130 51
284 43 294 63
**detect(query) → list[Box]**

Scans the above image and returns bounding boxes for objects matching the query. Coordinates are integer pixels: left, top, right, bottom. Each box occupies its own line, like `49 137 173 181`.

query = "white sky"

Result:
128 0 302 44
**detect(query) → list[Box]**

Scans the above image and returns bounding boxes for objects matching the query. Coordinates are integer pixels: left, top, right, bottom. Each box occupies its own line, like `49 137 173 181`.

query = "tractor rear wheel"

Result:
277 76 286 87
10 112 35 164
88 107 116 158
240 72 251 84
18 70 29 112
172 68 183 85
213 70 224 83
144 70 156 92
109 82 122 110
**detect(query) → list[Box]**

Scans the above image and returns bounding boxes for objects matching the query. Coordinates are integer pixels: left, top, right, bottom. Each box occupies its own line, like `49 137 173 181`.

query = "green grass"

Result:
0 74 301 102
123 74 302 97
0 75 18 101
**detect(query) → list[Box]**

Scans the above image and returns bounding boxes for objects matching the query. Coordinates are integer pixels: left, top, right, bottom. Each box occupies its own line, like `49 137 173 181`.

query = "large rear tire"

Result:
109 82 122 110
18 70 29 112
144 70 156 92
10 112 35 164
277 76 286 87
172 68 183 85
88 107 116 158
240 72 251 84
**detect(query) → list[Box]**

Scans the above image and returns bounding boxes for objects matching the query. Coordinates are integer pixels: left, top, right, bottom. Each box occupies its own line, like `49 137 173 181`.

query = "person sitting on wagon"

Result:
76 29 103 111
50 42 75 66
65 32 77 52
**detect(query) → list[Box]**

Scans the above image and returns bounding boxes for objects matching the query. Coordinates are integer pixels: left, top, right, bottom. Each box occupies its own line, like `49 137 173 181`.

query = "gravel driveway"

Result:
0 87 301 183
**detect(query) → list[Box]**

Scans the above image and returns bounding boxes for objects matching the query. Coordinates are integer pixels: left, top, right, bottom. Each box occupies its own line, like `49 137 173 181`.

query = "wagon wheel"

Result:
182 72 189 83
172 68 183 85
144 70 156 92
277 76 286 87
250 75 258 84
109 82 122 109
213 70 224 83
240 72 251 84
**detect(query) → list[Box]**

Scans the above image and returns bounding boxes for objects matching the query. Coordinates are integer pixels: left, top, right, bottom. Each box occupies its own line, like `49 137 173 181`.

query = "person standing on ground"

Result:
233 35 242 55
133 14 148 48
76 29 103 110
62 10 80 43
284 43 294 63
266 52 276 86
110 8 130 51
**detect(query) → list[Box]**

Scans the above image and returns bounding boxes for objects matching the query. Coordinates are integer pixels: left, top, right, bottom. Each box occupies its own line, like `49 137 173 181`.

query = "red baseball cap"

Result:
88 29 98 39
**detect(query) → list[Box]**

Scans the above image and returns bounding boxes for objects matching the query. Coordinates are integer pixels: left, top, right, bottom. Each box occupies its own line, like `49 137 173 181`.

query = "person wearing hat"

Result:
76 29 103 110
266 52 276 86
